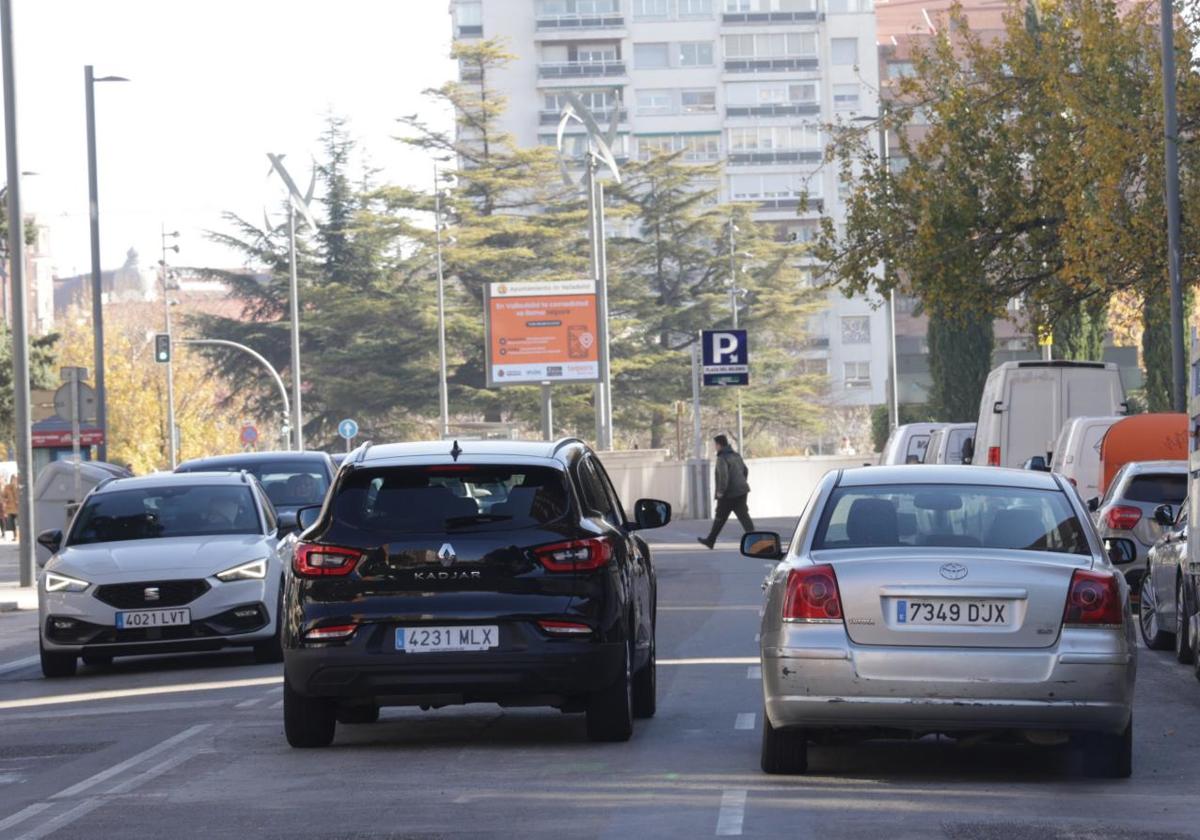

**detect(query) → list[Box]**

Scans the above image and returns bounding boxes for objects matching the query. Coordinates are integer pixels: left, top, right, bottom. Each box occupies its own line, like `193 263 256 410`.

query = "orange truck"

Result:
1097 413 1189 496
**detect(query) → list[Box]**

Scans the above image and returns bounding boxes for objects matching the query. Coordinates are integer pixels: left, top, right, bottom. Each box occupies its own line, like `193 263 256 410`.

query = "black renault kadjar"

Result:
281 438 670 747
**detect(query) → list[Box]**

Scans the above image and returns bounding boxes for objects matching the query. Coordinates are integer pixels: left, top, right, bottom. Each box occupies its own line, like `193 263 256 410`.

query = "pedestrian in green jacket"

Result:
698 434 755 549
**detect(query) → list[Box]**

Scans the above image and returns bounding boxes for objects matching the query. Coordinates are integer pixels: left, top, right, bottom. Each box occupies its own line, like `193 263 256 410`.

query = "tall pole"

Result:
85 65 108 462
540 382 553 441
586 159 605 448
1160 0 1186 412
161 226 177 468
2 0 34 586
287 203 304 450
434 165 450 439
729 221 744 451
878 115 900 431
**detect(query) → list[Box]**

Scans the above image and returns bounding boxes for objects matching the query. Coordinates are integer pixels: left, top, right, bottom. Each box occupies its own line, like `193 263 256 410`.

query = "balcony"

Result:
753 197 825 212
725 102 820 118
538 60 627 80
728 149 822 166
724 57 819 73
455 24 483 38
722 10 821 23
540 107 628 125
802 336 830 349
536 13 625 31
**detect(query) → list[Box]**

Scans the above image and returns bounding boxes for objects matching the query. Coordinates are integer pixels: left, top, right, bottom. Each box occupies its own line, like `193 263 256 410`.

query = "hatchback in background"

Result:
745 465 1135 778
37 472 294 676
1091 460 1186 589
176 450 336 521
281 438 669 748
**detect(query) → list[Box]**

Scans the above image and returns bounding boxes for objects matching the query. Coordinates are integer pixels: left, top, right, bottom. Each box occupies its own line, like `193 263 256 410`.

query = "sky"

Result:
1 0 456 277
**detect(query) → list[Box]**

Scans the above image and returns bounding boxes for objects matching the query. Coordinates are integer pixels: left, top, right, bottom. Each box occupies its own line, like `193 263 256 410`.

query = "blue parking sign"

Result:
701 330 749 386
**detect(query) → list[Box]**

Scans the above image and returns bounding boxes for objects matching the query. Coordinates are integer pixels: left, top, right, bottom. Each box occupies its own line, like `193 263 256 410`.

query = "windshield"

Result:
182 460 329 508
333 465 570 533
69 486 261 545
813 483 1090 555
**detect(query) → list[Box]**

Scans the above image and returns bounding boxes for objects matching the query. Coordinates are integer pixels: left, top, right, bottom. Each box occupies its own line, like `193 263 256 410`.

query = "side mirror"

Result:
1105 538 1136 565
296 505 322 531
1087 497 1100 513
37 529 62 556
276 510 299 534
961 437 975 465
1022 455 1049 472
1154 504 1175 527
740 531 784 560
632 498 671 530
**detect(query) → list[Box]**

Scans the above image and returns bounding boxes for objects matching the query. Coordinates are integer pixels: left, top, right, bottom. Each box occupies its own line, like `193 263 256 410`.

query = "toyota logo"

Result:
939 563 968 581
437 543 457 567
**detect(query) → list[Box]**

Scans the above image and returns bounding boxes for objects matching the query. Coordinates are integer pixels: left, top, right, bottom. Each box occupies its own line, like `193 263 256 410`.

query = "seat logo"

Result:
437 543 457 567
939 563 968 580
144 586 161 602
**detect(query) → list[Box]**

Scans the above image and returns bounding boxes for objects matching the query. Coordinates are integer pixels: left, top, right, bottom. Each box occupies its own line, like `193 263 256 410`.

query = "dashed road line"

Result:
734 713 756 730
12 797 104 840
52 724 210 799
0 676 281 710
0 656 39 676
746 665 762 680
0 803 51 834
716 789 747 836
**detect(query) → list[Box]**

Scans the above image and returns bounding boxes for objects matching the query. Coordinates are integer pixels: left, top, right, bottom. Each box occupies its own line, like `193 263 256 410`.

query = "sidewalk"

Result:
0 538 36 611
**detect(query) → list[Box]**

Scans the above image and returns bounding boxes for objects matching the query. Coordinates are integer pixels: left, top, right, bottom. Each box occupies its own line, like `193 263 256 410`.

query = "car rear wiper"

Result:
443 514 513 528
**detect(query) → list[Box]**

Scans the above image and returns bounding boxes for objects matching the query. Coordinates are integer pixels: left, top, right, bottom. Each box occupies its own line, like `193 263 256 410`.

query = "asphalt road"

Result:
0 518 1199 839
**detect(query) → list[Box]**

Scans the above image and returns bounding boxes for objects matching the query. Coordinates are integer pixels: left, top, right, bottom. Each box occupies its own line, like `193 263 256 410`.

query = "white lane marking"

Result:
52 724 209 800
659 605 762 612
0 699 227 723
269 700 283 710
716 789 748 836
234 695 268 710
0 656 39 676
0 676 281 710
106 745 209 796
754 634 760 642
0 803 51 834
734 713 756 730
12 798 104 840
746 665 762 680
658 657 760 666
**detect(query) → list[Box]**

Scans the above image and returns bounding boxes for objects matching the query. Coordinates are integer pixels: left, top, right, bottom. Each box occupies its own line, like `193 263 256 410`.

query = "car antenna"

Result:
450 440 463 462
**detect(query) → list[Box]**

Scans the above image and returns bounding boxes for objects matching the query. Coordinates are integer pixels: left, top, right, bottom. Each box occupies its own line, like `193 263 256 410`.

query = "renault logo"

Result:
144 586 161 602
939 563 968 581
437 544 457 567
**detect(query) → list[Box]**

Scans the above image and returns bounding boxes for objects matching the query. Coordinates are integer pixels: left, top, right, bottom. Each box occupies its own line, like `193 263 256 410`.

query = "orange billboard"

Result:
485 280 601 386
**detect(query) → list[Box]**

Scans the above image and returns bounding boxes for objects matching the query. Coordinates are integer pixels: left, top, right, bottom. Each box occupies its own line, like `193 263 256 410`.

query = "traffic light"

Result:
154 333 171 364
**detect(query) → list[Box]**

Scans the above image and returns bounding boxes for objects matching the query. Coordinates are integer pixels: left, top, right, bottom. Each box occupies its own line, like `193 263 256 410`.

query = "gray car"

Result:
37 472 296 677
743 465 1135 778
1138 502 1189 662
1090 460 1187 587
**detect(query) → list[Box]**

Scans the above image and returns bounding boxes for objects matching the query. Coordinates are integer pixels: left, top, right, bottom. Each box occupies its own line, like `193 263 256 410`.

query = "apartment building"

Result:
450 0 890 407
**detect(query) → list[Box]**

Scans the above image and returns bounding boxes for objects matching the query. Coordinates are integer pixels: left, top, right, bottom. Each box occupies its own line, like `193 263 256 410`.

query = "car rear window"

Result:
69 486 260 545
1125 474 1186 505
179 459 329 507
332 465 571 533
813 483 1090 555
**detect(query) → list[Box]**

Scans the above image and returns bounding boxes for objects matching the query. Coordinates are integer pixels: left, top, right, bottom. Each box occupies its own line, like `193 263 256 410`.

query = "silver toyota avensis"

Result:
37 472 295 677
744 465 1136 777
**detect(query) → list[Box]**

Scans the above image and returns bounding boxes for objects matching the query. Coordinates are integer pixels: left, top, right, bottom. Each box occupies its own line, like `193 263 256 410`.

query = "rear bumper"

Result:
285 625 624 705
762 627 1135 735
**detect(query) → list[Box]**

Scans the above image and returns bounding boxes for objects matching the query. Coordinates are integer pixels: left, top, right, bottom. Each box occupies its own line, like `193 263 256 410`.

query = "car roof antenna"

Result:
450 440 463 462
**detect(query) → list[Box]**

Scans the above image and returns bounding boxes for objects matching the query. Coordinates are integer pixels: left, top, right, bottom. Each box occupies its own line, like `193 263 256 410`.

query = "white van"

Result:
1049 415 1122 499
926 423 977 465
973 361 1125 469
880 423 944 465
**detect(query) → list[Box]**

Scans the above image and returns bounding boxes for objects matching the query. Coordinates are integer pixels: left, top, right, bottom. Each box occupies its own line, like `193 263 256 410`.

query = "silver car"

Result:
37 472 295 677
744 465 1135 777
1090 460 1187 587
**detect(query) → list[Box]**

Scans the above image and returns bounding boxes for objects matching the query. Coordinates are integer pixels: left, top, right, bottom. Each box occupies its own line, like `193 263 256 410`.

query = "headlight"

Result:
44 572 89 593
216 558 268 582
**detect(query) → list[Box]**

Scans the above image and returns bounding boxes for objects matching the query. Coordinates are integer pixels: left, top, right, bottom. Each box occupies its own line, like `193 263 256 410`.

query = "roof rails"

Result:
348 440 373 466
552 437 586 454
238 469 252 484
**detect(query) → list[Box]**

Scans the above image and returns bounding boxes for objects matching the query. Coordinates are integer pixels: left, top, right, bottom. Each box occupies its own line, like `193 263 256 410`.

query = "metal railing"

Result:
455 24 483 37
538 60 626 78
540 107 627 125
725 102 820 118
535 13 624 30
721 10 820 23
744 196 825 211
723 57 819 73
728 149 823 166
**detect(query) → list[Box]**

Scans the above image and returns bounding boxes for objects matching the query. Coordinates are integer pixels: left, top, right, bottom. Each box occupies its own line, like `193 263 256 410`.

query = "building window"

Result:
456 1 482 27
680 89 716 113
679 42 714 67
831 38 858 66
728 124 819 151
633 0 670 17
680 134 721 161
888 61 916 79
785 221 821 243
841 316 871 344
725 0 752 9
571 43 618 62
636 89 674 115
637 135 676 159
730 172 811 200
679 0 714 15
634 43 670 69
723 32 817 59
538 0 621 11
800 358 828 375
545 89 617 112
833 83 860 110
837 173 853 202
726 81 817 105
844 361 871 387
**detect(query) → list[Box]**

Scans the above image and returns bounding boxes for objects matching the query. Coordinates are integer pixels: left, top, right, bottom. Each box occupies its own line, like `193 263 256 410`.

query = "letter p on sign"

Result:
701 329 749 387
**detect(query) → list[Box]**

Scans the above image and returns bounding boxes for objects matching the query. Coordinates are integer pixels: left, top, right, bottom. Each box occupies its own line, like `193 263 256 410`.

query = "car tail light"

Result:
537 620 593 636
1104 506 1142 531
294 543 363 578
782 565 844 623
1063 569 1123 626
533 537 614 572
987 446 1001 466
304 624 357 641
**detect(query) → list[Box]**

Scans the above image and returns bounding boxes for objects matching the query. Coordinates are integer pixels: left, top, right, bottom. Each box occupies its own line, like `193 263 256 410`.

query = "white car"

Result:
37 472 295 677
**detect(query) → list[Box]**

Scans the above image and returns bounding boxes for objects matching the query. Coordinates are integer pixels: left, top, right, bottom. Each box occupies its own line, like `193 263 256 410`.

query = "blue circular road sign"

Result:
338 418 359 440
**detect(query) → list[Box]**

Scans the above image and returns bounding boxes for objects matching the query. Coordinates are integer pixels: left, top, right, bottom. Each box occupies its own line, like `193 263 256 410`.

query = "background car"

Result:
924 423 975 465
281 438 669 748
879 423 943 465
1049 415 1121 501
1138 500 1190 662
176 450 336 522
745 465 1135 778
1092 460 1186 590
37 472 294 677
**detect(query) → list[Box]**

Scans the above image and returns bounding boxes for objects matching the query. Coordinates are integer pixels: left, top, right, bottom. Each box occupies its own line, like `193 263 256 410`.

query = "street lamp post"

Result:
433 164 450 439
1159 0 1186 411
160 227 180 468
179 339 290 440
728 220 745 451
85 65 128 463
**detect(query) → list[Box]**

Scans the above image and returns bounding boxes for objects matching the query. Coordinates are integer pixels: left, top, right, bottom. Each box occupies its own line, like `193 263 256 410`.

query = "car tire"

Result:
760 709 808 775
81 653 113 667
1080 717 1132 779
283 678 336 748
632 637 656 720
336 704 380 725
39 640 76 678
1177 577 1195 665
586 639 634 743
1139 573 1174 650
